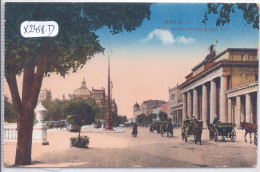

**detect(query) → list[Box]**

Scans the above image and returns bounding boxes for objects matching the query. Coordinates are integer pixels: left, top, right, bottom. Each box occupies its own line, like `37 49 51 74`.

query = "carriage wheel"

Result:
254 133 257 146
214 129 218 142
231 130 236 142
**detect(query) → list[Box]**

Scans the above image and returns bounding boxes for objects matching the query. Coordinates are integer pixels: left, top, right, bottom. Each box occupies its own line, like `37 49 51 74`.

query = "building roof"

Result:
191 48 258 72
71 78 92 97
134 102 140 109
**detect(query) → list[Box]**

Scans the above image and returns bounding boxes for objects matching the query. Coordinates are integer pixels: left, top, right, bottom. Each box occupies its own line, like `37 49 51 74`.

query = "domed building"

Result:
133 102 141 119
69 78 92 99
68 78 117 113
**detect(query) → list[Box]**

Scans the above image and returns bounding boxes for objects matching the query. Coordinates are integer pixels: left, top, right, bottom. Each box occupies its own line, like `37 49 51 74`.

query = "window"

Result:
241 54 244 61
171 94 175 100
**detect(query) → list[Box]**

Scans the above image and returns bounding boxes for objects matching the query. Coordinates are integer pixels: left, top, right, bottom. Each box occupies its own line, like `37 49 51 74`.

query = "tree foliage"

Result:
5 3 151 77
42 99 66 121
136 113 147 125
4 96 17 123
110 112 127 127
202 3 259 30
65 98 95 137
147 113 157 123
158 111 168 121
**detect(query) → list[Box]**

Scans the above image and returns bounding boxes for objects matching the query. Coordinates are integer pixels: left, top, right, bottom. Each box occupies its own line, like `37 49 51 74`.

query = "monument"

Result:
105 51 113 130
33 102 49 145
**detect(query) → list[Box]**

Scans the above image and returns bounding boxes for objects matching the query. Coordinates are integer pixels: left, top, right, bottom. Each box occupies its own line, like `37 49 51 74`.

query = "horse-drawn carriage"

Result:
209 122 236 142
181 118 203 145
150 121 161 133
160 121 173 137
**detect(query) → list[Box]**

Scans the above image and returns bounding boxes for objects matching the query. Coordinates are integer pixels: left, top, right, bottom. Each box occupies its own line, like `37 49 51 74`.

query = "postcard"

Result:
1 0 259 170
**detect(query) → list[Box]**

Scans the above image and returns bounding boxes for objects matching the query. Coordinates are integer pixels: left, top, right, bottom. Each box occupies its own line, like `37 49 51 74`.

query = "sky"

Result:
4 3 259 118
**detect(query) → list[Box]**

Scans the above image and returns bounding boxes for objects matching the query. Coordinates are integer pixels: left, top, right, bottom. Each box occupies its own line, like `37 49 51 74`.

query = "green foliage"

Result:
5 3 151 77
158 112 168 121
70 136 90 148
202 3 259 29
4 96 17 123
42 99 67 121
147 113 157 123
96 105 107 121
110 112 127 127
65 98 95 127
136 113 148 125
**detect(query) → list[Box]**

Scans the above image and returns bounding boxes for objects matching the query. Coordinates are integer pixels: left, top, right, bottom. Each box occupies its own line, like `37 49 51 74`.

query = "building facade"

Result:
69 78 117 113
179 48 258 128
38 88 52 102
132 100 166 119
168 84 183 125
133 102 141 119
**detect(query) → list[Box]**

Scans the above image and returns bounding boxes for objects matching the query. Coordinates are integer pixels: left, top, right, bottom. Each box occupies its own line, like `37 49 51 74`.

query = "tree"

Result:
147 113 157 123
136 113 146 125
4 96 17 123
65 98 95 138
202 3 259 29
158 112 168 121
111 113 128 127
42 99 66 121
5 3 151 165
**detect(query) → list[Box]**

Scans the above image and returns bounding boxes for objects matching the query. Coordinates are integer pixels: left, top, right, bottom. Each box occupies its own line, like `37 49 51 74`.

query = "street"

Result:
4 127 257 168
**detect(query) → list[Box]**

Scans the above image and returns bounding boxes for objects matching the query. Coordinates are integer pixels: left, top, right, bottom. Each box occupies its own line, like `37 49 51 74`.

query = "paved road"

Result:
4 127 257 168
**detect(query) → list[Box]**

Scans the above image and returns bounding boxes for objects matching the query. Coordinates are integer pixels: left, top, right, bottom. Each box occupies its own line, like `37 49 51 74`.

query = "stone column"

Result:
210 79 217 123
220 75 228 122
187 91 192 118
193 88 198 118
202 84 208 128
235 96 241 128
228 98 232 123
182 93 187 120
176 110 179 124
246 93 252 123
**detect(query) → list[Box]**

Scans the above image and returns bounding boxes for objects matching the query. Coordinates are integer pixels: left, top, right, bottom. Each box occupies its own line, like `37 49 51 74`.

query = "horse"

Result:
240 122 257 144
160 122 167 136
192 122 203 145
132 123 138 137
155 122 161 133
166 122 173 137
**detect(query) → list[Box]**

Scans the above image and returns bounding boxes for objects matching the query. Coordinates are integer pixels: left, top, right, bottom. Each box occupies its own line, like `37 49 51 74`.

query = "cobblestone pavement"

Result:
4 127 257 168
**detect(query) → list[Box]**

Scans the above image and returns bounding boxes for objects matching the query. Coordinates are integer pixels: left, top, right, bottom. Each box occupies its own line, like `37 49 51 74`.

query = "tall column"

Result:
187 91 192 118
235 96 241 128
210 79 217 123
228 98 232 123
176 110 179 124
182 93 187 120
193 88 198 118
202 84 208 128
220 75 228 122
246 93 252 123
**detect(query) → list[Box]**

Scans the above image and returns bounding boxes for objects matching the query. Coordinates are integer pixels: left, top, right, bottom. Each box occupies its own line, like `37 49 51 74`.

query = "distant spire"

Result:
81 77 86 88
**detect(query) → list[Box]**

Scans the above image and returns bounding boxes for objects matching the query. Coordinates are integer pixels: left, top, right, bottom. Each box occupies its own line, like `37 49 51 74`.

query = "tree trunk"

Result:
6 38 49 165
15 109 34 165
